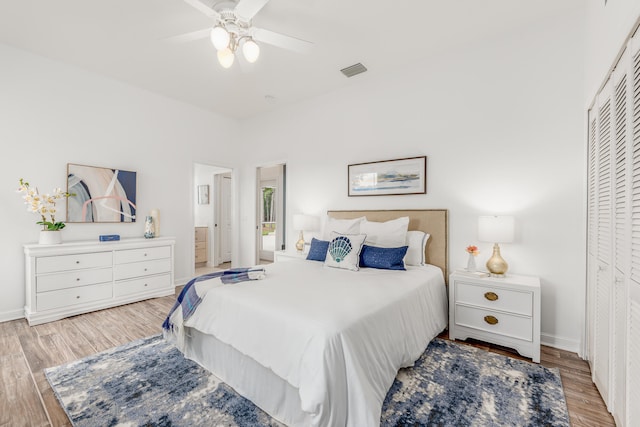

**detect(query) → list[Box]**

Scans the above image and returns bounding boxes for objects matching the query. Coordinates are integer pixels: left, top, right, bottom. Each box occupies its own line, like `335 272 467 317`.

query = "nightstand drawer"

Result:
455 304 533 341
456 282 532 316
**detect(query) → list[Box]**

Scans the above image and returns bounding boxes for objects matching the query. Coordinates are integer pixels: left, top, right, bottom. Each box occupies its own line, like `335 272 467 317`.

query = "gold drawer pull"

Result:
484 292 499 301
484 315 499 325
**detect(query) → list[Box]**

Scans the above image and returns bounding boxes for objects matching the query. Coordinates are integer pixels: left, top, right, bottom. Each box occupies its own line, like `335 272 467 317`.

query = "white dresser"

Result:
24 237 175 325
449 271 541 362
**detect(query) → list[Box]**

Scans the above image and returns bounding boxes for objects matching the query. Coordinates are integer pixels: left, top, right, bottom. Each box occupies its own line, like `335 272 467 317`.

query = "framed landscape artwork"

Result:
66 163 137 223
348 156 427 196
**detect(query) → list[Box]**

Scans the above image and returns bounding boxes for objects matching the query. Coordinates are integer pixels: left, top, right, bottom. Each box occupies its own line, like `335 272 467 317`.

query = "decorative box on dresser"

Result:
195 226 208 265
449 271 541 363
24 237 175 325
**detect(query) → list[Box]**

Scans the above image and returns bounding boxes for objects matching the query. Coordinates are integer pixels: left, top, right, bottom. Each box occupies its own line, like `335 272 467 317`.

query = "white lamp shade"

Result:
293 214 319 231
217 48 235 68
210 26 230 50
242 39 260 63
478 215 515 243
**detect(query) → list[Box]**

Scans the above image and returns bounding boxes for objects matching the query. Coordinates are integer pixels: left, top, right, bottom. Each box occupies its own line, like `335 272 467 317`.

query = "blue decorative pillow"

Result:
359 245 408 270
306 238 330 261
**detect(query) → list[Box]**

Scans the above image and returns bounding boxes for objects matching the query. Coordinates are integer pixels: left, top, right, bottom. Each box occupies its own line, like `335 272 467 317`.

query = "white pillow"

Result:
322 216 365 240
324 232 367 271
360 217 410 248
405 230 430 266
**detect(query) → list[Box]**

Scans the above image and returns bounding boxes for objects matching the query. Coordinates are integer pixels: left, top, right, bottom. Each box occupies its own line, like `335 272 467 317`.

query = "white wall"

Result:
585 0 640 102
0 43 240 321
238 8 586 352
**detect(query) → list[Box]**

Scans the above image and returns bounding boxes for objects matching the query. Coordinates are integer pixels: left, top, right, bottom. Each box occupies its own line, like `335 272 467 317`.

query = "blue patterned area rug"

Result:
45 335 570 427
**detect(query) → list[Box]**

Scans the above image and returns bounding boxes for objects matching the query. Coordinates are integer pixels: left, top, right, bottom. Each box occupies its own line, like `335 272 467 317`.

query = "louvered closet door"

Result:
593 83 614 408
611 50 631 426
587 109 598 365
627 33 640 427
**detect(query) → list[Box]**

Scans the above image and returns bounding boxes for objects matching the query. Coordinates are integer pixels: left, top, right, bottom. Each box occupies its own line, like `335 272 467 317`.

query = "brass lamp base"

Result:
486 243 508 276
295 231 305 253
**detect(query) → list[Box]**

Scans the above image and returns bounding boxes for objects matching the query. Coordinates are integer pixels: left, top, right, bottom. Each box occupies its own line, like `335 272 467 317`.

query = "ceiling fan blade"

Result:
235 0 270 21
252 28 313 54
182 0 220 18
165 28 211 44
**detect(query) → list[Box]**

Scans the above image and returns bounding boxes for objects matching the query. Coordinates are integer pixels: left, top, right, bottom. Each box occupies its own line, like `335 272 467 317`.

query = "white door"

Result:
221 175 232 263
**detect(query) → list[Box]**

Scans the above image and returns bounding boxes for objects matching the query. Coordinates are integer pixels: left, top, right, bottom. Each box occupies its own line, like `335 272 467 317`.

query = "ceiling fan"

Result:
176 0 314 68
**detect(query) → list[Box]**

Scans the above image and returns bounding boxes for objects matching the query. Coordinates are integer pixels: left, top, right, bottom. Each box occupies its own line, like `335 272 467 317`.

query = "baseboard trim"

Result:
0 308 25 323
541 333 581 355
174 277 191 287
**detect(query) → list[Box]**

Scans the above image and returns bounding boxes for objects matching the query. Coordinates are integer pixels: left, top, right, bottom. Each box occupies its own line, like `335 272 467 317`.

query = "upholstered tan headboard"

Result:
327 209 448 281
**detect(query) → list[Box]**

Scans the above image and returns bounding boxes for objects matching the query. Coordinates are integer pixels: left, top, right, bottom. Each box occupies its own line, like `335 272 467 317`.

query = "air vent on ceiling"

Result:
340 63 367 78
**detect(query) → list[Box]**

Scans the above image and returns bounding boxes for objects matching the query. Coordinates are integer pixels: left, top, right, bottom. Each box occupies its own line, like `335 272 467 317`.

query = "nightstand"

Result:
449 271 541 363
273 250 307 262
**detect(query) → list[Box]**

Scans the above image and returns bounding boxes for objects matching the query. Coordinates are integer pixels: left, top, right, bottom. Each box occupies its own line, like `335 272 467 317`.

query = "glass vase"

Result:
466 254 476 272
144 216 155 239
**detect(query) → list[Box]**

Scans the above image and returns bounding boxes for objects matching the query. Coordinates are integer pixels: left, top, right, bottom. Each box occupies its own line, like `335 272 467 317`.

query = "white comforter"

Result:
185 260 448 427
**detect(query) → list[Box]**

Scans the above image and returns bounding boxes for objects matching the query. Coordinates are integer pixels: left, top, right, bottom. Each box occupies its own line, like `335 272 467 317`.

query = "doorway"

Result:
256 164 286 263
194 163 233 275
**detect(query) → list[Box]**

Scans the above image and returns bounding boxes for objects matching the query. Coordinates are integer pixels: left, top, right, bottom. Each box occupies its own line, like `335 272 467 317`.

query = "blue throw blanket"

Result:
162 267 266 350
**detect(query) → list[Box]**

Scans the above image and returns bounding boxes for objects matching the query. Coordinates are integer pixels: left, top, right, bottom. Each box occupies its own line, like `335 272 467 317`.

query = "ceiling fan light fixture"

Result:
217 47 235 68
242 39 260 63
210 26 230 50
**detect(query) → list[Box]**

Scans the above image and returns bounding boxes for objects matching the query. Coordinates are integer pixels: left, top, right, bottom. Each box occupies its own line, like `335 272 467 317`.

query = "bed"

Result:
175 209 448 426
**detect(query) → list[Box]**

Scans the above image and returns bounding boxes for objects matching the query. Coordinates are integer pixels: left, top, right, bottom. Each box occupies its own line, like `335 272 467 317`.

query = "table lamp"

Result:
478 215 515 276
293 214 319 253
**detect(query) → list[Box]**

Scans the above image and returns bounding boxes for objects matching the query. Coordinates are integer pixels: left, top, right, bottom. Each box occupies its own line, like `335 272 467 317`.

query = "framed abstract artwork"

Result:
197 185 210 205
66 163 137 223
348 156 427 196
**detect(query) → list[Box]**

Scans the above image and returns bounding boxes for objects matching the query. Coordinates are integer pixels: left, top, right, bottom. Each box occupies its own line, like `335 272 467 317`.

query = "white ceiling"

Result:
0 1 581 119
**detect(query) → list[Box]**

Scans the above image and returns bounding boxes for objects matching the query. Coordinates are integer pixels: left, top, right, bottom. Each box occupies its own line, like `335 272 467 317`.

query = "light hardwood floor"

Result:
1 289 615 427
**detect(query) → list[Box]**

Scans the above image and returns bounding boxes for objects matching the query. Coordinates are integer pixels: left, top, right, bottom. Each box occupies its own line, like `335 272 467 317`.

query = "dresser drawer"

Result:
114 274 171 297
114 246 171 264
195 242 207 251
195 227 207 242
37 283 112 311
114 258 171 280
456 281 532 316
36 252 112 274
195 250 207 263
37 267 112 293
455 304 533 341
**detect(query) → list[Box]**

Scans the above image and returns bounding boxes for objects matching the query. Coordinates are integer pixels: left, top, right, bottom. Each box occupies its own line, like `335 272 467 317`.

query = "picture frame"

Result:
348 156 427 196
198 184 210 205
66 163 137 223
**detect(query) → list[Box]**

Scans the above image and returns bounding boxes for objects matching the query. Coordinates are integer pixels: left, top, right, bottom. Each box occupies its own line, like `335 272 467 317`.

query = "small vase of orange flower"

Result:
465 245 479 272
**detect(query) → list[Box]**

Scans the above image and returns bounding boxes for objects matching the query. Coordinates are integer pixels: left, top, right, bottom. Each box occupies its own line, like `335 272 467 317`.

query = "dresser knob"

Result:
484 292 499 301
144 268 148 271
76 296 80 299
484 315 499 325
144 283 148 287
144 253 148 257
76 278 80 281
76 261 80 264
